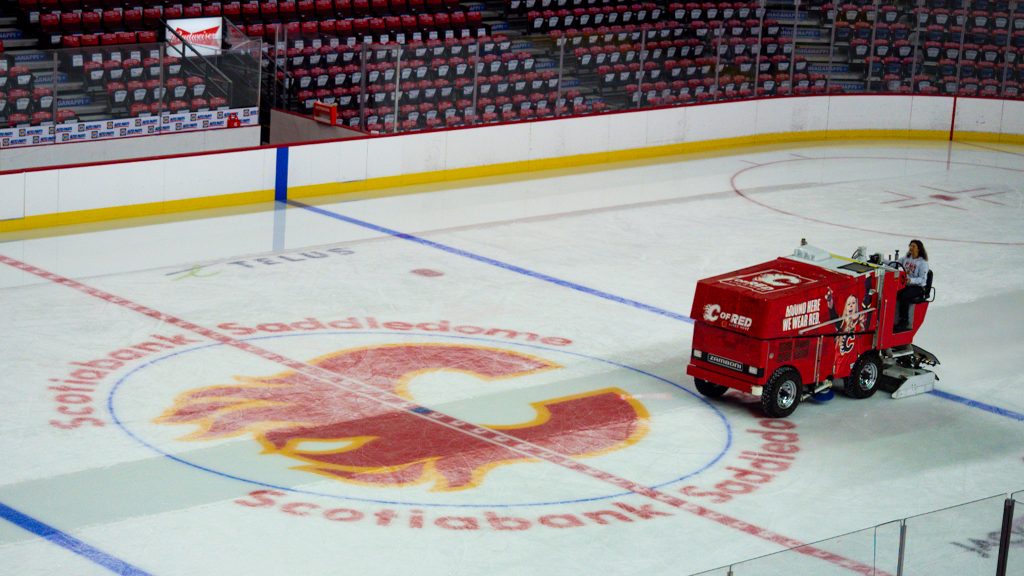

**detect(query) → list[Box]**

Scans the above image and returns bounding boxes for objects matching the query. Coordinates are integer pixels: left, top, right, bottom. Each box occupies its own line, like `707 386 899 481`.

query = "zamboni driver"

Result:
893 239 930 331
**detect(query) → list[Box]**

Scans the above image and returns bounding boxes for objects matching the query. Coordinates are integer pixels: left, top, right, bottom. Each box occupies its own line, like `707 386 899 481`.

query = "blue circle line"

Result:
109 331 732 508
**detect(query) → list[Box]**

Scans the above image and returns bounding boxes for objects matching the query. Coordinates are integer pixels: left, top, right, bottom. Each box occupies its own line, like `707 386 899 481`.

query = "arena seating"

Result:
1 0 1022 131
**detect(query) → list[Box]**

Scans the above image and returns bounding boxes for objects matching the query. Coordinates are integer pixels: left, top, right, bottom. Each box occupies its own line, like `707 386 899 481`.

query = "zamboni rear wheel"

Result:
694 378 729 398
762 367 801 418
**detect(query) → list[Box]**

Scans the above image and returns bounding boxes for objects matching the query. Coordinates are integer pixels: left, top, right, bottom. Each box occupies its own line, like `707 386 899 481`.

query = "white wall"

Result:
1 147 277 223
4 95 1021 227
0 126 261 173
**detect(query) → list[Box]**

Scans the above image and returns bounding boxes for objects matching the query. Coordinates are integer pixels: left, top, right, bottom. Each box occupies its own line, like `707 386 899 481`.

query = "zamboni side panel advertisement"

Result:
687 256 880 393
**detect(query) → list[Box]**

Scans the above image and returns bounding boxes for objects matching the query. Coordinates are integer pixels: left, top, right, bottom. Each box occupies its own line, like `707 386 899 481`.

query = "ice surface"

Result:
1 140 1022 576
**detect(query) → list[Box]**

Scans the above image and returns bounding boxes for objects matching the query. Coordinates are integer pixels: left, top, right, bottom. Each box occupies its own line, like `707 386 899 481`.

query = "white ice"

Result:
0 139 1022 576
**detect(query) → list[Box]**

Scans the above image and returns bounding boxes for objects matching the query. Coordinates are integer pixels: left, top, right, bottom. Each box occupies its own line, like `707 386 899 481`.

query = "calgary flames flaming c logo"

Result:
157 343 648 491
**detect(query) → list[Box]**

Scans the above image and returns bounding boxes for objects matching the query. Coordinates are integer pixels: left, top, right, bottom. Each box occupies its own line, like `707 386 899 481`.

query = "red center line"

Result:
2 254 888 576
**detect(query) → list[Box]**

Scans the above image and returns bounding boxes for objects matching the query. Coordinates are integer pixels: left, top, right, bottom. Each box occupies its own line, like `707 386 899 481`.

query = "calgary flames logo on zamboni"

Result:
686 242 939 418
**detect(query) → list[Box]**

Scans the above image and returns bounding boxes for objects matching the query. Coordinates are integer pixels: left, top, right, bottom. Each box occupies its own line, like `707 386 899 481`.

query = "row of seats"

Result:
43 13 489 45
270 35 514 70
917 41 1024 63
527 4 664 32
625 78 840 105
81 59 192 82
19 0 466 18
824 3 903 25
831 21 910 43
236 2 484 24
297 86 577 113
0 87 55 115
510 0 670 12
298 87 598 117
863 53 1024 73
920 25 1024 46
590 55 808 85
550 22 689 46
572 37 799 66
665 2 764 23
51 30 159 47
574 40 708 66
287 55 546 90
911 58 1020 79
0 111 78 128
911 75 1017 95
573 42 804 70
916 0 1016 9
241 11 486 39
910 7 1024 29
104 81 225 106
0 66 37 90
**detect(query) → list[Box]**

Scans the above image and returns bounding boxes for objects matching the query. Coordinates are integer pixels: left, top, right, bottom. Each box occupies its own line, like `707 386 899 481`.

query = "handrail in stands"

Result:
160 19 235 102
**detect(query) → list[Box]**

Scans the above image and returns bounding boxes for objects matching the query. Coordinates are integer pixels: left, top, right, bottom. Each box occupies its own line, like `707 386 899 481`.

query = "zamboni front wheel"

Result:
762 367 801 418
694 378 729 398
846 352 881 399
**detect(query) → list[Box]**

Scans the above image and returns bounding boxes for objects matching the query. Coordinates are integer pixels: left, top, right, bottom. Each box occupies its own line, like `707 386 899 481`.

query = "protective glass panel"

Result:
716 524 886 575
1008 491 1024 575
0 39 259 148
901 493 1006 575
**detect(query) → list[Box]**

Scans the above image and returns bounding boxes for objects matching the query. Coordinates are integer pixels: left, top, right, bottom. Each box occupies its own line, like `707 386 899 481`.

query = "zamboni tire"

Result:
694 378 729 398
762 367 801 418
846 352 881 399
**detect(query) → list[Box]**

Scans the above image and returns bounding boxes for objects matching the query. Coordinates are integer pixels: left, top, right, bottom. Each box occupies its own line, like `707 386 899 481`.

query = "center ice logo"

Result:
157 343 648 491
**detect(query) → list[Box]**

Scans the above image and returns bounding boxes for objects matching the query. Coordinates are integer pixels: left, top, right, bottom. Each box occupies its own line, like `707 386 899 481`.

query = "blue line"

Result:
275 147 289 203
286 200 1024 424
287 200 693 323
0 501 152 576
928 390 1024 422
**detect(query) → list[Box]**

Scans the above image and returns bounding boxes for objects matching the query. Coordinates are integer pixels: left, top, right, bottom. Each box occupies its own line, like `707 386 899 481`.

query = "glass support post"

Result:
471 38 480 125
790 0 801 93
909 0 925 92
636 27 648 109
866 0 881 92
714 19 724 100
954 0 971 96
393 46 402 133
359 43 368 130
754 0 767 94
556 37 566 116
1001 1 1018 95
826 0 838 92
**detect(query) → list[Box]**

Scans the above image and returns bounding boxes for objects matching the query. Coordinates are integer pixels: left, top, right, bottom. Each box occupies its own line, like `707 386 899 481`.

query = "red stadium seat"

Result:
40 13 60 33
224 2 242 19
279 1 298 20
83 11 102 32
102 9 123 32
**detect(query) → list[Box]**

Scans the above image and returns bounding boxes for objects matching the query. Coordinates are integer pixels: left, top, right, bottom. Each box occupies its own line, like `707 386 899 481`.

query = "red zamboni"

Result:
686 242 939 417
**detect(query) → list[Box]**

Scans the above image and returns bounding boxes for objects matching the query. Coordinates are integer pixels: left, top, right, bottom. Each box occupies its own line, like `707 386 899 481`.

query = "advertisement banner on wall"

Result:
166 17 223 57
0 107 258 150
